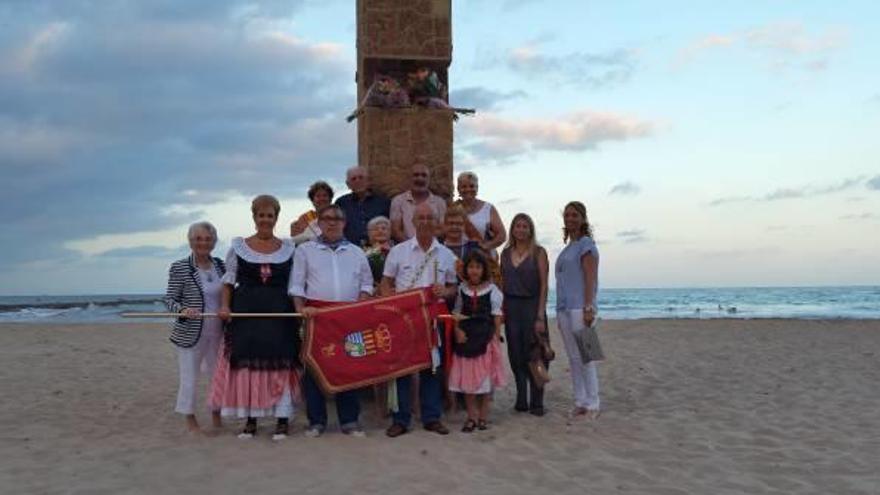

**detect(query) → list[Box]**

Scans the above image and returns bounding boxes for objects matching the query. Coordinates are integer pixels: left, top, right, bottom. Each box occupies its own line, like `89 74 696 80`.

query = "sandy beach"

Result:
1 319 878 495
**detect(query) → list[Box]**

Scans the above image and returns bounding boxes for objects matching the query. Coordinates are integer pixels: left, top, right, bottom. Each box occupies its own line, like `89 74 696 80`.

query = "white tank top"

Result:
468 201 492 239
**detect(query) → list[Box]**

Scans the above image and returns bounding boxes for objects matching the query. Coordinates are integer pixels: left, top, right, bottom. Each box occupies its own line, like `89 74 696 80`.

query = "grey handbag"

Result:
574 318 605 364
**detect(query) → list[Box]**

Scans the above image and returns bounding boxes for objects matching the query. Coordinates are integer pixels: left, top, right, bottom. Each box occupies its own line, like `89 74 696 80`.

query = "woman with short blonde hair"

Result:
455 171 506 253
164 221 225 433
210 195 301 440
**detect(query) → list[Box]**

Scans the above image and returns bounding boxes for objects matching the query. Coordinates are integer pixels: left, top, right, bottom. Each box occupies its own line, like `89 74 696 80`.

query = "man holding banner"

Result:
381 202 458 437
290 204 375 437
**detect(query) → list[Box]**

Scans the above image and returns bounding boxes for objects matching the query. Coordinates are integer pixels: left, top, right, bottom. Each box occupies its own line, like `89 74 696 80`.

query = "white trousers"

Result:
557 309 600 410
175 326 222 415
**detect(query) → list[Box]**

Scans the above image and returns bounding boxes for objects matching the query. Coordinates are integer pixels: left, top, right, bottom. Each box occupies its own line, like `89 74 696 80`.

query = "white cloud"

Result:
461 110 653 162
609 181 641 196
710 176 867 206
501 39 636 88
674 22 849 72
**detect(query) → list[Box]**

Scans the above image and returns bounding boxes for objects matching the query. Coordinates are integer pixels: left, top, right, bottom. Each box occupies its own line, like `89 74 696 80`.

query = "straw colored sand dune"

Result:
1 319 878 494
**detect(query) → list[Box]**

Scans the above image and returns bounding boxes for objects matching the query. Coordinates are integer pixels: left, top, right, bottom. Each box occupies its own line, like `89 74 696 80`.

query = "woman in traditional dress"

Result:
290 181 334 244
500 213 550 416
455 172 506 253
163 221 225 433
211 194 301 439
555 201 602 420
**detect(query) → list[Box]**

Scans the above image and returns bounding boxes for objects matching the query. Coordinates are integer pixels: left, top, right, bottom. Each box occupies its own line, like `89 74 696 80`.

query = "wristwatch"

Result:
584 305 597 313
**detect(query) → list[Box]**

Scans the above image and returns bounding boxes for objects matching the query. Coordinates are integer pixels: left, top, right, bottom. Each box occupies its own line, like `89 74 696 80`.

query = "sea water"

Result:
1 286 877 323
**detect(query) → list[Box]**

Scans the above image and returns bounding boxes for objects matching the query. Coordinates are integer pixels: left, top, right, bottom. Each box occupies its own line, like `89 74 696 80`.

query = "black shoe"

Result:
529 407 545 417
514 403 529 412
272 419 289 440
238 418 257 439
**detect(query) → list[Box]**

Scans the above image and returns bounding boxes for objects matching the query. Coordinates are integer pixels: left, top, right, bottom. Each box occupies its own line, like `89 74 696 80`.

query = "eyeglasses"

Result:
320 216 344 222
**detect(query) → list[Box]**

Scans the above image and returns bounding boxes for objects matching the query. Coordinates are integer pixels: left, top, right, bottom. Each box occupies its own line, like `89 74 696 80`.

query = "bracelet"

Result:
584 305 597 313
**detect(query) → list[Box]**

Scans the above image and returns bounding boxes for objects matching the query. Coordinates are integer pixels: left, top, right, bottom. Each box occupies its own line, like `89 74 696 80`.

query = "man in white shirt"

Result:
290 204 374 437
389 163 448 242
381 202 458 437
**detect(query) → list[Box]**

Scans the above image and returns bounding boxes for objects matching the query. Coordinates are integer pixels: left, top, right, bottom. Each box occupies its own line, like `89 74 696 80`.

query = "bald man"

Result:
334 166 391 247
389 164 448 242
380 202 457 437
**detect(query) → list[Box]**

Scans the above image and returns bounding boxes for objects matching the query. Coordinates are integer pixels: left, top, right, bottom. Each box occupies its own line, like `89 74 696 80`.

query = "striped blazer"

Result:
163 254 226 348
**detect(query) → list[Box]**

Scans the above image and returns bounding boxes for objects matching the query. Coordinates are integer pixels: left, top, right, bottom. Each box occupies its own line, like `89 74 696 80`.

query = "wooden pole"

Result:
121 312 302 318
121 312 467 320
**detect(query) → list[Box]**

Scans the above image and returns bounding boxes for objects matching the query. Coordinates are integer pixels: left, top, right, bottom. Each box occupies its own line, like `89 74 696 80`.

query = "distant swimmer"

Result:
727 306 737 314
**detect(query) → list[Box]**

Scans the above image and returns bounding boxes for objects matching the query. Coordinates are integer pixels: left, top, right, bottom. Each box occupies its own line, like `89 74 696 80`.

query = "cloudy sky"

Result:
1 0 878 295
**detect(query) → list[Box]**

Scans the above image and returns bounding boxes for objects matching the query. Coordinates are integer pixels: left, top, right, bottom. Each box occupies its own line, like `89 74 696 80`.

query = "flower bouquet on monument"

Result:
346 73 410 122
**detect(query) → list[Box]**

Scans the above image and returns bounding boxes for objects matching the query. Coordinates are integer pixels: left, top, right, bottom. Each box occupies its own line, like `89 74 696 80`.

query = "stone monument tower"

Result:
356 0 454 200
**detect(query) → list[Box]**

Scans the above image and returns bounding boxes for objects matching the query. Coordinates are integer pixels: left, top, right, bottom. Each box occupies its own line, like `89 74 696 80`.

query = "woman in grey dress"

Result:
500 213 549 416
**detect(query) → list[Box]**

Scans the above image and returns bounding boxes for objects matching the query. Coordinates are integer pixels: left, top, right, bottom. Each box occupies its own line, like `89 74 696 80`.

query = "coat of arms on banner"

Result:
302 289 446 393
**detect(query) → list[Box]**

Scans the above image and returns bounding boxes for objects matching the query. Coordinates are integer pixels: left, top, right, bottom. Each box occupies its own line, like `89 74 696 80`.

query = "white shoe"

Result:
304 426 323 438
271 433 288 441
343 427 366 438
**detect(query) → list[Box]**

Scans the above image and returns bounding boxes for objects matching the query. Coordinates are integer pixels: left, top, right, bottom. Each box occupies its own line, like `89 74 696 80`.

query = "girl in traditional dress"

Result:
211 195 301 440
447 251 507 432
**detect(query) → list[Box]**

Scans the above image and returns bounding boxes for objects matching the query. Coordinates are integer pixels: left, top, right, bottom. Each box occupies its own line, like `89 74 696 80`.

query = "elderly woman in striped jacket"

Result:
164 221 226 434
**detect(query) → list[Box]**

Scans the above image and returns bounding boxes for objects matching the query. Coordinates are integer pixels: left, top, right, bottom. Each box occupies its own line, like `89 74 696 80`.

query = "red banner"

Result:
302 288 446 394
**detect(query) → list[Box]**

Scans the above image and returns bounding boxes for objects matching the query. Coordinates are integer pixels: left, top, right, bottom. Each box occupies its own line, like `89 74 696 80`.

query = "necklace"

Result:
511 246 529 266
199 266 215 283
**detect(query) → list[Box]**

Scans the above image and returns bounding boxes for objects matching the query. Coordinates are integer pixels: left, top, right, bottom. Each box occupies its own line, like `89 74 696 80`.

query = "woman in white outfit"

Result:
163 221 226 433
456 172 506 253
555 201 602 419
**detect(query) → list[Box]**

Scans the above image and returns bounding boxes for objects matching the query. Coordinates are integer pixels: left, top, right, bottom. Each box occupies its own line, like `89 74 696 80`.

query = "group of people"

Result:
164 164 601 440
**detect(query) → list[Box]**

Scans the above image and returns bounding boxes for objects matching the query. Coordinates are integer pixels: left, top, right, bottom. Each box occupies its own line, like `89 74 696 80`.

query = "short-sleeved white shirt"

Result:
382 237 457 292
289 240 374 302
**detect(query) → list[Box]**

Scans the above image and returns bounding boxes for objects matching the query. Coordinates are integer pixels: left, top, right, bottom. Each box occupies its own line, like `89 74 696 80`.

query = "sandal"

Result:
461 419 476 433
477 419 489 431
238 418 257 439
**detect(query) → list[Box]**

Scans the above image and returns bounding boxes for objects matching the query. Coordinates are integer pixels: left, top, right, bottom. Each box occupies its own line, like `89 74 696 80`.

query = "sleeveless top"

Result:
467 201 493 239
500 247 541 298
